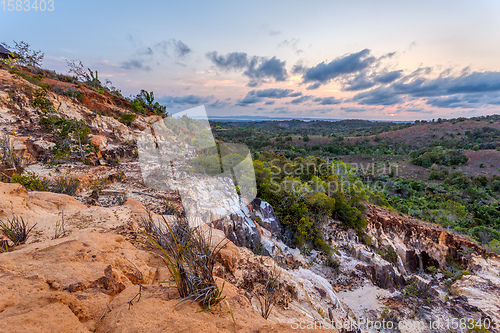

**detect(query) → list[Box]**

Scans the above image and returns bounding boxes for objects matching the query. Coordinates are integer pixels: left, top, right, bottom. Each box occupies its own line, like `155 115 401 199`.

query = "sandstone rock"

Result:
32 139 56 158
91 134 108 152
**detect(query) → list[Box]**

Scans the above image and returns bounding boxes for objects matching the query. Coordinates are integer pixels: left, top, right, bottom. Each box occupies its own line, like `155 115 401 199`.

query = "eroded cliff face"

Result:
314 204 500 332
365 204 492 272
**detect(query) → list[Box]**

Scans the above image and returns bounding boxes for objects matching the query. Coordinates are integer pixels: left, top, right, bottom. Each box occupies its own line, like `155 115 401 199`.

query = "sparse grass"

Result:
53 212 66 239
0 215 36 246
89 177 108 199
140 212 227 311
225 300 236 324
257 266 281 320
51 174 80 196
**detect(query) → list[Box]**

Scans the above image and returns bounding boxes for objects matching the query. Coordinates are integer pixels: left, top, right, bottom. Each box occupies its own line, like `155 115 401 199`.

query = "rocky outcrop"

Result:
365 204 495 271
251 198 283 234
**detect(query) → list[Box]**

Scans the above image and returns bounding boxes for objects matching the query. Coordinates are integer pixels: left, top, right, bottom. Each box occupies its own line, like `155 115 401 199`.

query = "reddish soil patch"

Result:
345 120 500 149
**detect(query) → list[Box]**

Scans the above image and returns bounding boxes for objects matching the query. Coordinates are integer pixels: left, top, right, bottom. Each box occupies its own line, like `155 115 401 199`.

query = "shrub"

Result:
62 88 83 102
426 266 439 278
120 113 137 126
51 175 80 196
2 40 44 67
0 215 36 246
32 87 54 113
11 172 49 191
257 267 281 320
131 90 167 117
140 213 226 310
361 234 373 246
410 147 468 167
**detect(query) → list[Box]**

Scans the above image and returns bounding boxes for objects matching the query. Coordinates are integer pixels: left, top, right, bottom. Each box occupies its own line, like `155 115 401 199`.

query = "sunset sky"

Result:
2 0 500 120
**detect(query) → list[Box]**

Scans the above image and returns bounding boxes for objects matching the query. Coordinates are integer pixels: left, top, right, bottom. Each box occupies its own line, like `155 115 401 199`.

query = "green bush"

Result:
130 90 167 117
410 147 467 168
120 113 137 126
11 172 49 191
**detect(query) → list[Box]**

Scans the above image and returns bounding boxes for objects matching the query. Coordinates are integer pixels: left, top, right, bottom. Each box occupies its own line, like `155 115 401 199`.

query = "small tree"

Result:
66 59 102 88
131 90 168 117
1 41 44 67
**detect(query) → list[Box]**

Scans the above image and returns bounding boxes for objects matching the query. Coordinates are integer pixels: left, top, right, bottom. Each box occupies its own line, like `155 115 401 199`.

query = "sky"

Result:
2 0 500 121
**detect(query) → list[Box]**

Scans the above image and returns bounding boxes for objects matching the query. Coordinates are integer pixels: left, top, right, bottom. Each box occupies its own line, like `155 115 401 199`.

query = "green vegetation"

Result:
410 147 468 167
11 172 49 191
140 213 226 311
386 172 500 244
1 40 44 67
254 153 376 252
0 215 36 247
120 113 137 126
32 86 98 163
213 115 500 252
442 255 470 288
11 172 80 196
131 90 167 117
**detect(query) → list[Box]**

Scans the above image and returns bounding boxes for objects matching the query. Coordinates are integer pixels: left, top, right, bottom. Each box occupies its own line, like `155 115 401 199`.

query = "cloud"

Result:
237 89 301 105
172 40 192 57
237 94 261 106
206 51 248 70
352 87 403 105
159 94 212 106
273 107 290 114
278 38 303 54
348 69 500 107
245 57 287 83
306 82 321 90
206 51 288 85
375 70 403 84
341 106 367 113
208 99 232 109
392 71 500 97
254 88 298 98
301 49 376 88
269 30 282 36
292 62 306 74
344 73 376 91
290 95 312 104
122 38 192 70
313 97 341 105
426 96 472 108
120 59 151 71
